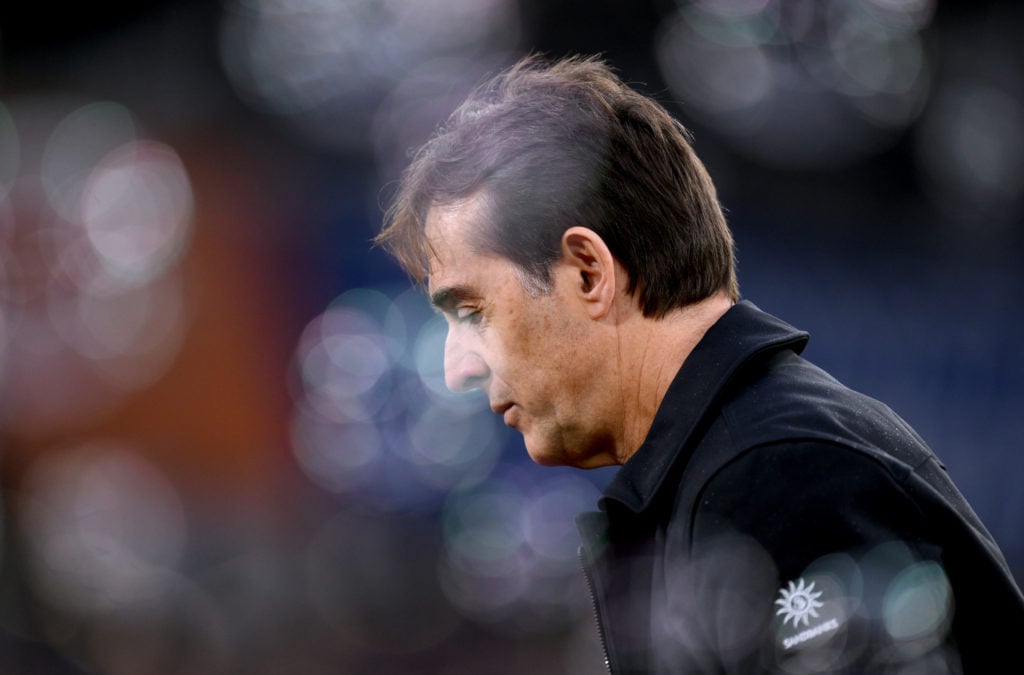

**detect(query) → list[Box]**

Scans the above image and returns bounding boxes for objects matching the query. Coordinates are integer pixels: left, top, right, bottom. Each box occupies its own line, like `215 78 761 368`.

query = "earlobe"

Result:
561 226 615 319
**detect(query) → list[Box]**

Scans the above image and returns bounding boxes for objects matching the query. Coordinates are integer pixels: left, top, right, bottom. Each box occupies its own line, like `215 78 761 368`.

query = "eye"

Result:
456 307 482 325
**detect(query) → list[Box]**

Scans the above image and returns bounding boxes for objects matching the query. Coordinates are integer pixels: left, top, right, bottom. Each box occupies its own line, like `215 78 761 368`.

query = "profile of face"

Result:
425 198 620 469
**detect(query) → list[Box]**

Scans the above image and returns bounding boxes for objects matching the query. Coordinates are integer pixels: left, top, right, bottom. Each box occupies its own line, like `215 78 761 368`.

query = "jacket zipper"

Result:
579 546 612 673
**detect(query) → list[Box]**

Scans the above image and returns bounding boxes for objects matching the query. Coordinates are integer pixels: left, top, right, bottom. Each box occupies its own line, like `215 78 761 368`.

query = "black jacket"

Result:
577 301 1024 673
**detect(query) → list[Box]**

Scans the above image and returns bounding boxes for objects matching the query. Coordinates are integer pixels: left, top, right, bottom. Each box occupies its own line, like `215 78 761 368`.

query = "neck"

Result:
611 292 734 464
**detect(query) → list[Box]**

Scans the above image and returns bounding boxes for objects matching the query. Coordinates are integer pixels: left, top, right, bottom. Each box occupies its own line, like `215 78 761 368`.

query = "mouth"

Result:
490 401 516 426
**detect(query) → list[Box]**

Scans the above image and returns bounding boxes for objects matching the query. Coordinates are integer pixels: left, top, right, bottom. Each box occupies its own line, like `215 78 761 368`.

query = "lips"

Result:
491 401 516 427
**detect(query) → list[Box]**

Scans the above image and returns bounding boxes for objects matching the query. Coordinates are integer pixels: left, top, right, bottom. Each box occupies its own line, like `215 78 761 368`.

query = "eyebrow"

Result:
429 286 478 314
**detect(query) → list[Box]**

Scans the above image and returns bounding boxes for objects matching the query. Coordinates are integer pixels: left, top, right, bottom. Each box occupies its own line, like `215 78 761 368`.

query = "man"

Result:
375 55 1024 673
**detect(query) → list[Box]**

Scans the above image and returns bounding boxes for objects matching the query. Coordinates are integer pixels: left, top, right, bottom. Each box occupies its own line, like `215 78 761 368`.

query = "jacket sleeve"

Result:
674 440 961 674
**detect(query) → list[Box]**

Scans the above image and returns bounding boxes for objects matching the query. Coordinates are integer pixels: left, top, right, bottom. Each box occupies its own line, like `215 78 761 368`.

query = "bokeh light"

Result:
219 0 521 149
438 467 600 632
288 286 496 511
19 442 188 615
883 561 952 644
656 0 933 168
915 81 1024 227
0 96 195 438
80 140 194 286
41 101 137 224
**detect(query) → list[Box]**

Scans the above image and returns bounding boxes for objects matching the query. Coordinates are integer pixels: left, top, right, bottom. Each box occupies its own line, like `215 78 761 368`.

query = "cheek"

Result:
490 317 539 381
510 311 578 385
494 290 580 378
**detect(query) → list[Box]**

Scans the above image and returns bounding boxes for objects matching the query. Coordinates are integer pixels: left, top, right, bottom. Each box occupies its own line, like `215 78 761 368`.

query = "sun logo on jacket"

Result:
775 578 824 627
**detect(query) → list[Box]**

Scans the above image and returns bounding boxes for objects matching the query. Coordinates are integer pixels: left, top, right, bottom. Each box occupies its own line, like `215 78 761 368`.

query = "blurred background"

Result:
0 0 1021 672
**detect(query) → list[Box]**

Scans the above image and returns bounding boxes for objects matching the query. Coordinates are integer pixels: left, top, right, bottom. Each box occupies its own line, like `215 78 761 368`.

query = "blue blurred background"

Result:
0 1 1021 673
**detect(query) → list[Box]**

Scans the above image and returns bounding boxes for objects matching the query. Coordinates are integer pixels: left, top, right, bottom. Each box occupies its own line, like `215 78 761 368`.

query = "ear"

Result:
559 226 617 320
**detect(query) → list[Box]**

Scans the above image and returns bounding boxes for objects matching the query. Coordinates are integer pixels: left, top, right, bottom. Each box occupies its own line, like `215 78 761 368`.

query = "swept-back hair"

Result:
376 54 738 317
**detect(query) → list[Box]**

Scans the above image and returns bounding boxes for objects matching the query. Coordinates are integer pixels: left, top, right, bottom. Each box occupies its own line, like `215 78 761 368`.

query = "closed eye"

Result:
456 307 482 325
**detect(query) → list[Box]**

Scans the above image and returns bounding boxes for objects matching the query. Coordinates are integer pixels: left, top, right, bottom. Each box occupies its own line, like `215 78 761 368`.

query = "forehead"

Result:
423 197 491 290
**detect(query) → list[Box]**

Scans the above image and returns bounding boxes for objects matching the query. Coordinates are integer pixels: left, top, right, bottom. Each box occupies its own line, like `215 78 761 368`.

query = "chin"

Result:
522 438 568 467
524 435 618 469
525 443 603 469
525 447 565 467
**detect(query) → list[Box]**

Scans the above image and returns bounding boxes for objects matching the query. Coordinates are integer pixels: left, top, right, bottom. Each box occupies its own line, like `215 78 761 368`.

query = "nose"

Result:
444 328 489 392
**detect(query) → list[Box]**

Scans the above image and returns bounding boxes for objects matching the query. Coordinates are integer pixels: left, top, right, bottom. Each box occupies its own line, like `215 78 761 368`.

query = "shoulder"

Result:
692 440 936 580
720 349 935 475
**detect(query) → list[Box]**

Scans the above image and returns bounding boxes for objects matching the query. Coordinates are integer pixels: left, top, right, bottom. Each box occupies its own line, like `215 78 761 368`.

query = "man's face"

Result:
424 199 616 468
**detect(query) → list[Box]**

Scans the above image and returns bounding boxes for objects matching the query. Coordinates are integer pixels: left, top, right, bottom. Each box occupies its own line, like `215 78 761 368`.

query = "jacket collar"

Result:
599 300 809 514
